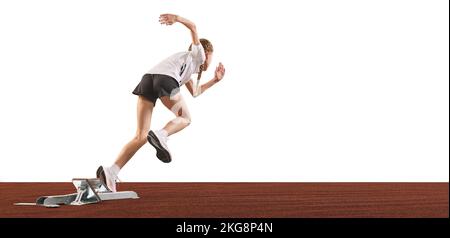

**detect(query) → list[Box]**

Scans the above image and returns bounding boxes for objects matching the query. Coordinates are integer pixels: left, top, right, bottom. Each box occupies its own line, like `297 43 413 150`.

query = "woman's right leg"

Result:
146 92 190 163
114 96 154 168
159 92 191 136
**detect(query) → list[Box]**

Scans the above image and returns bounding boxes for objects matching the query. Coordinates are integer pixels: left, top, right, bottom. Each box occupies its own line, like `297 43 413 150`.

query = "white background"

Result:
0 0 448 182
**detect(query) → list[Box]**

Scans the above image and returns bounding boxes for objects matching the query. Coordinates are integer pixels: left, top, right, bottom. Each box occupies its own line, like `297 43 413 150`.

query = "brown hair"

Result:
189 38 213 82
189 38 214 53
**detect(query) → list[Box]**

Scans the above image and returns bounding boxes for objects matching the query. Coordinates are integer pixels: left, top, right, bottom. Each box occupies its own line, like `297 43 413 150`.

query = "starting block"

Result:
14 178 139 208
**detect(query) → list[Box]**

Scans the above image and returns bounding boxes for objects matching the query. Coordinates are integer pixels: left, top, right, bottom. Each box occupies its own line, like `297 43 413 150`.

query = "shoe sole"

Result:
96 166 112 192
147 131 172 163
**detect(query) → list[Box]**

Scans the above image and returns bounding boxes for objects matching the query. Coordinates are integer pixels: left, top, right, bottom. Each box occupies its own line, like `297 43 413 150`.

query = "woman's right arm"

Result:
159 14 200 45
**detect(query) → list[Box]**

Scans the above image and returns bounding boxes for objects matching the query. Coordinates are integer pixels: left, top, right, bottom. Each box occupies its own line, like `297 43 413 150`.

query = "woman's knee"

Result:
132 133 148 146
181 111 192 126
185 116 191 126
172 115 191 126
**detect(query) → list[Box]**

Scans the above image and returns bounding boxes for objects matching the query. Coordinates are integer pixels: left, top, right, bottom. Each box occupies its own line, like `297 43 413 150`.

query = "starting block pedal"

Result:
14 178 139 208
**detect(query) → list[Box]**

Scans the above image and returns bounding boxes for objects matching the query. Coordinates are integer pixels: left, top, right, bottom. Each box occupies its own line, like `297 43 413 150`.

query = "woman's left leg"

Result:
98 96 154 191
114 96 155 168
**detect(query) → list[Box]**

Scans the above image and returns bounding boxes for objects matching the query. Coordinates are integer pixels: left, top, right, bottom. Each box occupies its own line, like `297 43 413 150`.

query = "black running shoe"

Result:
147 130 172 163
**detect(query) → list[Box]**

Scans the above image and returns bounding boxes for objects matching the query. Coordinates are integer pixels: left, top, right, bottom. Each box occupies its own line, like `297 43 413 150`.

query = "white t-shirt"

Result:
147 43 206 86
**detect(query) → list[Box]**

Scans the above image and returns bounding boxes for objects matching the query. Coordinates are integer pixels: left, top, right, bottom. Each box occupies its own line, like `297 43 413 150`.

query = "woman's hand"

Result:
214 63 226 82
159 14 178 25
160 14 199 45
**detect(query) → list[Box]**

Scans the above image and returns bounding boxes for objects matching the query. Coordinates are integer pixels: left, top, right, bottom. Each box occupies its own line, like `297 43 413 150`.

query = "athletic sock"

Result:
157 129 169 138
109 164 121 176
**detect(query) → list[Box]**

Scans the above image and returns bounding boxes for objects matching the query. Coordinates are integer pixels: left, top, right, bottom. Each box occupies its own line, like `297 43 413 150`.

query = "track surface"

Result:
0 183 447 218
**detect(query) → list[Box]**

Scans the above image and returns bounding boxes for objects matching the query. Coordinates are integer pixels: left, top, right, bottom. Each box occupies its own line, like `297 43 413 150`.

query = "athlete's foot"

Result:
96 165 118 192
147 130 172 163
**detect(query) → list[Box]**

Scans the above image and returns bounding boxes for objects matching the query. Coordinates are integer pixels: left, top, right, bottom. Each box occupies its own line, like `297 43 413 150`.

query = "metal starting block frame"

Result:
14 178 139 208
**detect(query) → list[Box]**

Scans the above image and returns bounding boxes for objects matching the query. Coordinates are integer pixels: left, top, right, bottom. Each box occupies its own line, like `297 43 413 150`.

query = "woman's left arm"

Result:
159 14 200 45
194 63 226 97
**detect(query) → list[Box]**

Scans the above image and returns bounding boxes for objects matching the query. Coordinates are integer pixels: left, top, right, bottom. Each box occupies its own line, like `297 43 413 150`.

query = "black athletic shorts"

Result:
132 74 180 104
